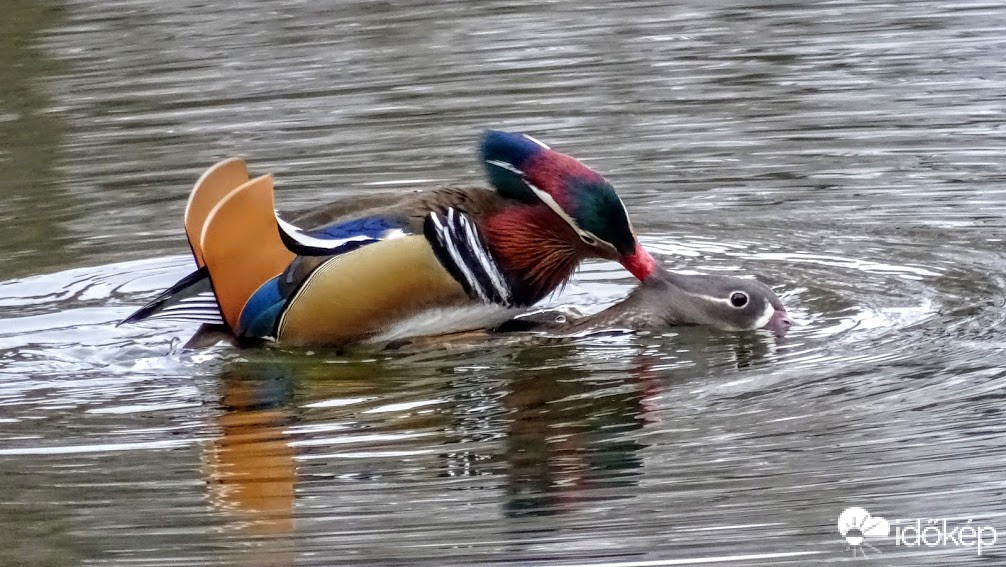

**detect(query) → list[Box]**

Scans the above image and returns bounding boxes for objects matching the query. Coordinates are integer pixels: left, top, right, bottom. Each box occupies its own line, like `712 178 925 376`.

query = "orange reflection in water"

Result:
204 369 296 564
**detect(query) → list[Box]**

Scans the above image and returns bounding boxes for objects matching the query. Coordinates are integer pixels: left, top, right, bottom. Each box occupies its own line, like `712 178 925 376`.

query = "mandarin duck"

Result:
504 265 792 336
121 131 657 346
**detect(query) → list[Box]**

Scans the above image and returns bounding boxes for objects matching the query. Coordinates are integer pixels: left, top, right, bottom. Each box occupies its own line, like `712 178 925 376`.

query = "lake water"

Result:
2 0 1006 565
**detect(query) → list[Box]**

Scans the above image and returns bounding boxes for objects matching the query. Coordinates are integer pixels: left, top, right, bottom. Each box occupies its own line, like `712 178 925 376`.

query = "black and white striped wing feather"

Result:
424 208 513 307
150 291 225 323
119 265 225 326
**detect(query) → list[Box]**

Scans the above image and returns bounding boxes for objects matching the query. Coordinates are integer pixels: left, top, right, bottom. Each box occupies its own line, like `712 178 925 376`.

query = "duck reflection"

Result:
494 346 652 518
200 329 775 544
667 325 780 372
204 365 296 542
491 328 778 518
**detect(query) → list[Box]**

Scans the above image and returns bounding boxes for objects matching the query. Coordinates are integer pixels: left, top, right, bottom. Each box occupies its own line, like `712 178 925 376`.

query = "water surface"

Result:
2 0 1006 565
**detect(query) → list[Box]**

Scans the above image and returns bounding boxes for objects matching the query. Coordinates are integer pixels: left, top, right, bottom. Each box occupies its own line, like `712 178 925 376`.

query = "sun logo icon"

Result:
838 507 890 558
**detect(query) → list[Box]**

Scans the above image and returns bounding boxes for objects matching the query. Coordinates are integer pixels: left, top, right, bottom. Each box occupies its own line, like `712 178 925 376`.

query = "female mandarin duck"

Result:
504 265 793 336
122 131 657 346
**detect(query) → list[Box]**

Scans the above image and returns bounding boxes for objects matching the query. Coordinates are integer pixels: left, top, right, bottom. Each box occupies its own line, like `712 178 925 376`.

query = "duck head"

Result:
639 266 792 336
480 130 657 281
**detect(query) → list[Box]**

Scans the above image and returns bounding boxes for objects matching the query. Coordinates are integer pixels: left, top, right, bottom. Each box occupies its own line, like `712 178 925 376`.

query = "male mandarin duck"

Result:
504 265 793 335
121 130 658 346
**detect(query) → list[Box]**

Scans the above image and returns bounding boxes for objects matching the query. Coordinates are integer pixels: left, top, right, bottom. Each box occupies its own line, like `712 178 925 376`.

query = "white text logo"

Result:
838 506 997 558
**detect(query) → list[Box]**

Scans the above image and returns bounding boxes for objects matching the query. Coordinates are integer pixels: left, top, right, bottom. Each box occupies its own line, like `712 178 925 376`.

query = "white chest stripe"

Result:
428 209 514 306
430 211 489 303
455 211 509 300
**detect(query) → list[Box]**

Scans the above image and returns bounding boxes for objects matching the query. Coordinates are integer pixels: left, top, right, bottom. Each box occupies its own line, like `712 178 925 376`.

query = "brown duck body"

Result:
288 187 504 229
272 187 588 345
278 187 504 305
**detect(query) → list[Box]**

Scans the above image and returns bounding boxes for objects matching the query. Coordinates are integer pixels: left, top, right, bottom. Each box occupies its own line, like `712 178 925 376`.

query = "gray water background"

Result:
2 0 1006 565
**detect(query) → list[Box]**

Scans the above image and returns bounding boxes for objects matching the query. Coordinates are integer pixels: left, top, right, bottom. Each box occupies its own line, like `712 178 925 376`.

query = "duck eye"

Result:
579 234 597 246
729 291 749 308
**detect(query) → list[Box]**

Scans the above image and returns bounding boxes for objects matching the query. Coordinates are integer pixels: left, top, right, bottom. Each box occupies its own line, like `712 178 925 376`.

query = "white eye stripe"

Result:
487 160 616 249
485 159 524 175
693 291 777 330
692 294 739 308
701 290 750 309
521 134 550 149
485 160 578 230
694 292 754 310
527 183 602 242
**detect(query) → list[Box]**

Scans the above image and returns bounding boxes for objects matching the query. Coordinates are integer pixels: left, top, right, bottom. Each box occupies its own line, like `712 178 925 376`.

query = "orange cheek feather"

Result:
483 206 581 302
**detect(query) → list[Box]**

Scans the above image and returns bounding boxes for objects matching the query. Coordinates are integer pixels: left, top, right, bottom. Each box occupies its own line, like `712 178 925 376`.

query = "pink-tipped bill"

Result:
764 309 793 337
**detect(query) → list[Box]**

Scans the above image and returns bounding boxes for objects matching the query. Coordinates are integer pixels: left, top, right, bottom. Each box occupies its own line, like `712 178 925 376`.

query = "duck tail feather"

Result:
118 266 224 326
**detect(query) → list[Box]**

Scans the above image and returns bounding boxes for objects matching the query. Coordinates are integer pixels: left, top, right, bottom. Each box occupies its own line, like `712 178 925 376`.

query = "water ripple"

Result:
3 0 1006 564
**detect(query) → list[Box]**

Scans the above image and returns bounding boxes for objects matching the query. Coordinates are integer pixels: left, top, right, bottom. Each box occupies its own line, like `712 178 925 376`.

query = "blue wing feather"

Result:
277 214 409 256
311 216 403 240
238 276 286 337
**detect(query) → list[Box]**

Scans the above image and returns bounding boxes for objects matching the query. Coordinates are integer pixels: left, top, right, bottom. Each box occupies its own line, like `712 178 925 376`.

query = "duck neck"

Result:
483 204 582 306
